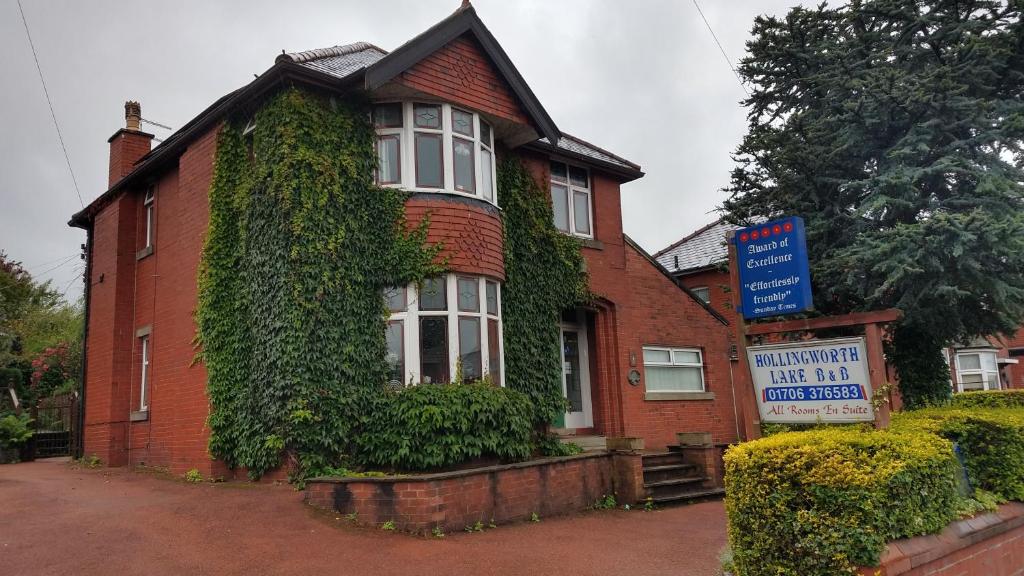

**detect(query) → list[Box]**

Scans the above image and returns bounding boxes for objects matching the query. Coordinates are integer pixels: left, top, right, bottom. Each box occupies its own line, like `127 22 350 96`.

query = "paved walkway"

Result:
0 459 728 576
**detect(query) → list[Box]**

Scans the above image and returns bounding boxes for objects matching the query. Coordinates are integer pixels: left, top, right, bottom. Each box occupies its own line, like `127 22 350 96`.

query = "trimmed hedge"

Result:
894 408 1024 501
951 389 1024 409
355 381 533 471
725 428 960 576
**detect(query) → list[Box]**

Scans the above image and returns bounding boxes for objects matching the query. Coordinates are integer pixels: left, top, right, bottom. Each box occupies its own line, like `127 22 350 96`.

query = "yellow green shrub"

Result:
893 408 1024 501
724 428 959 575
951 389 1024 409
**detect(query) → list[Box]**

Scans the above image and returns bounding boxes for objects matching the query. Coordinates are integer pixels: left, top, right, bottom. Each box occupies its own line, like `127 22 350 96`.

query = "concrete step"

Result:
559 435 606 451
640 451 687 468
642 463 699 483
650 487 726 506
645 476 705 494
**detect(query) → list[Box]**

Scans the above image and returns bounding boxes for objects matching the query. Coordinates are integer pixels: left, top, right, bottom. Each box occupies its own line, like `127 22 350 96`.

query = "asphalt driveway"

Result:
0 458 728 576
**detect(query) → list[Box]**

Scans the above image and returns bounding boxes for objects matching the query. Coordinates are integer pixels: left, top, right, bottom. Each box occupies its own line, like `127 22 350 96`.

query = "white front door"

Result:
561 317 593 429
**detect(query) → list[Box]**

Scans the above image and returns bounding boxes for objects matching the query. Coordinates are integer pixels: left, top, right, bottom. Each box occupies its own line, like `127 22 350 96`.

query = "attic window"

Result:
372 101 498 205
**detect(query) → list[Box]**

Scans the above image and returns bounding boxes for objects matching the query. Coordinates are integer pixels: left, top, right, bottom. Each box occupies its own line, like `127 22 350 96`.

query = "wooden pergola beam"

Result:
745 309 903 336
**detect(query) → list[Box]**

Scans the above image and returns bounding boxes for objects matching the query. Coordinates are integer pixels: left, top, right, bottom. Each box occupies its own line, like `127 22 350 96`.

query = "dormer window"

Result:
373 102 497 205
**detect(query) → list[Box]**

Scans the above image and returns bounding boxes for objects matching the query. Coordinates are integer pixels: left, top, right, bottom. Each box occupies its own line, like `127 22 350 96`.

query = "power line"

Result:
17 0 84 207
691 0 750 96
25 252 79 272
33 254 80 279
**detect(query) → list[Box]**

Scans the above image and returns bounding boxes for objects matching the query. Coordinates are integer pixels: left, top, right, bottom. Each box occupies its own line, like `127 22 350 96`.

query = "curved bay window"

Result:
385 275 503 386
373 102 497 204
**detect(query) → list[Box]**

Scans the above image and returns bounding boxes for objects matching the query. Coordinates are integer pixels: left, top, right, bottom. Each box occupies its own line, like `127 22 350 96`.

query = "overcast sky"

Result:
0 0 810 302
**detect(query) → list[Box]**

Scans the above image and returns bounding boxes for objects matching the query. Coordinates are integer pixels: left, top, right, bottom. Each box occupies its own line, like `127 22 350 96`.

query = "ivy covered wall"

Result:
197 87 589 480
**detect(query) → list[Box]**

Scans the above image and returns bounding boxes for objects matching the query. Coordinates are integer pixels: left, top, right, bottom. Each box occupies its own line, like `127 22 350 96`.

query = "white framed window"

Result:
691 286 711 304
384 274 503 387
372 101 497 205
139 335 151 411
955 350 1000 392
143 186 155 249
550 161 593 238
642 347 705 393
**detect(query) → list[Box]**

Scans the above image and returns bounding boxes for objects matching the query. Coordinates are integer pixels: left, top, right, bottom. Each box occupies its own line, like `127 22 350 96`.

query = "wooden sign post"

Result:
727 228 900 440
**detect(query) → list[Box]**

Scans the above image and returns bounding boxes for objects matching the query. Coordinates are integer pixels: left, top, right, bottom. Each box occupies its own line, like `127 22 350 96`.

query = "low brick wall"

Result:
861 502 1024 575
306 453 642 533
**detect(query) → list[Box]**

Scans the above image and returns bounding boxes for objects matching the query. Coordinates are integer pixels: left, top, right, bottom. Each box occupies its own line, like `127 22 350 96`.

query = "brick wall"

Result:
84 124 224 476
305 453 637 533
405 194 505 280
398 34 531 127
107 129 153 186
861 502 1024 575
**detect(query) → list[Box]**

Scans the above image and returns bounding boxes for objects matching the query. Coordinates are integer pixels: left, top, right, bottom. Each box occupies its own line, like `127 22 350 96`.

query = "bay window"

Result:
550 161 592 238
372 102 497 204
955 350 1000 392
384 275 503 386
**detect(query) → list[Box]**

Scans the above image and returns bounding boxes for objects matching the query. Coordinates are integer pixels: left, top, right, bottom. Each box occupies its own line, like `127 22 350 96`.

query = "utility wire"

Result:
17 0 84 207
25 252 79 272
691 0 750 96
33 254 80 279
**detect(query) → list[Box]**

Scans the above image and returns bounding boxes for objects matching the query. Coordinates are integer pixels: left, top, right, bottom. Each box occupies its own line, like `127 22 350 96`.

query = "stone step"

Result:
650 487 726 506
640 451 687 468
642 463 699 483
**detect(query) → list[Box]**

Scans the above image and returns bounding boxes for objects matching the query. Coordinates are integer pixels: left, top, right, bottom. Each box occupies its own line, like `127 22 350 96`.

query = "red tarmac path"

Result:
0 458 728 575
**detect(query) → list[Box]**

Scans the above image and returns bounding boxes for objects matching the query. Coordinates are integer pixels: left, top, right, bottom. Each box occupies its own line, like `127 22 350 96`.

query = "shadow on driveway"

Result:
0 459 728 576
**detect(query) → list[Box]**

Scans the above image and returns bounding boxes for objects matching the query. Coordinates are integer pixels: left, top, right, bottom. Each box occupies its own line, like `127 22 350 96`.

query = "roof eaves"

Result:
69 61 366 228
525 138 644 182
363 5 560 144
623 234 729 326
653 218 725 259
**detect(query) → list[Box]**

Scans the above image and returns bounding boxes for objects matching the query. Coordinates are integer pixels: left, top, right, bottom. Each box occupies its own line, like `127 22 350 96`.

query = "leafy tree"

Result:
725 1 1024 407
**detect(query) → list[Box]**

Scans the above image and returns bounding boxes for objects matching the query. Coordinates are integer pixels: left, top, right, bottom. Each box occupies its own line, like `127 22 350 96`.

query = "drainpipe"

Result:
75 227 93 459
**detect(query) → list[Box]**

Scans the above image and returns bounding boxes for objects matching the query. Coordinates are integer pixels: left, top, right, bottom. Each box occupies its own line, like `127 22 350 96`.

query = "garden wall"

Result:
861 502 1024 576
305 452 644 533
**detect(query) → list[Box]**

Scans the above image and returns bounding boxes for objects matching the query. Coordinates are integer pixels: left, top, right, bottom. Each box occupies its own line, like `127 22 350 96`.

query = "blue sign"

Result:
735 216 812 320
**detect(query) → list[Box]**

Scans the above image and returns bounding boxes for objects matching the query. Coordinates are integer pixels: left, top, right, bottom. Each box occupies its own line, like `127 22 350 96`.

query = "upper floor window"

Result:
385 274 503 387
955 350 1000 392
691 286 711 304
143 186 155 249
550 161 592 238
372 102 497 204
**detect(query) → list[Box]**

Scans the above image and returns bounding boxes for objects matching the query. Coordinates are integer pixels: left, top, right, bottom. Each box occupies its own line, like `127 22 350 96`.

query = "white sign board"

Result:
747 337 875 424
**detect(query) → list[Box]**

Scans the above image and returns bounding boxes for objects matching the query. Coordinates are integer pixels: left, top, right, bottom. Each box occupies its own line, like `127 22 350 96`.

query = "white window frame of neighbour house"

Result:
691 286 711 304
143 186 155 249
139 335 150 411
549 160 594 239
955 350 1000 392
385 274 504 387
642 346 705 394
372 101 498 205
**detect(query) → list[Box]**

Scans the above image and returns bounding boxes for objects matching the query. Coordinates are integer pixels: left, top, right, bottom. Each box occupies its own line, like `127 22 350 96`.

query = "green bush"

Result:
893 408 1024 501
0 413 33 449
725 427 959 575
355 382 533 471
951 389 1024 409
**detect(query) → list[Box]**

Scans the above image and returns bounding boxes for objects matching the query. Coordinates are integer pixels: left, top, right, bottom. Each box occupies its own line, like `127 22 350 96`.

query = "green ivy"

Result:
197 88 442 479
498 158 589 429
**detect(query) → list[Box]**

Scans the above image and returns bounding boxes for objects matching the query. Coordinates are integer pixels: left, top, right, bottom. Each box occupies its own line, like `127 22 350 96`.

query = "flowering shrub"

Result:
28 342 75 401
725 427 960 575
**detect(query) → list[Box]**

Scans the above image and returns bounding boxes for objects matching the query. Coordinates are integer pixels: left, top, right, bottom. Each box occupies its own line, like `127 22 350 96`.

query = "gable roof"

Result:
624 235 728 325
70 3 639 227
654 219 737 274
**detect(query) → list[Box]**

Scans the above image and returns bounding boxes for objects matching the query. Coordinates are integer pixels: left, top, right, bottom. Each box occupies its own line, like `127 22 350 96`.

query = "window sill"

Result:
136 245 153 261
580 238 604 250
130 410 149 422
644 391 715 401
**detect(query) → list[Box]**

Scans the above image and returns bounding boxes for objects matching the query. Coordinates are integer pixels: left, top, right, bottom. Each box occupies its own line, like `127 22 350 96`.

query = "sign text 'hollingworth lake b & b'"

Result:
747 337 875 423
735 217 813 320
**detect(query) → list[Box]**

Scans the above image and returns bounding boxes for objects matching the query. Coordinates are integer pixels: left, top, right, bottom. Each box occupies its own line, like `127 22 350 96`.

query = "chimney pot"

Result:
125 101 142 131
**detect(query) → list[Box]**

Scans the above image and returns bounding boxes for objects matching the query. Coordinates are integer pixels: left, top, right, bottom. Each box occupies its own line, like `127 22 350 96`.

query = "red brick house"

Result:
657 218 1024 395
69 4 739 480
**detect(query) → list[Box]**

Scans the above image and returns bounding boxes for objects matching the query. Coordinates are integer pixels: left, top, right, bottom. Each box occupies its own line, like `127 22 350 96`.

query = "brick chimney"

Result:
108 100 154 186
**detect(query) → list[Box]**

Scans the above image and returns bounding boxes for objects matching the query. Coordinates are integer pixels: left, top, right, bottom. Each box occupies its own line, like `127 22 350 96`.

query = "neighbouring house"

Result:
657 218 1024 394
69 4 741 487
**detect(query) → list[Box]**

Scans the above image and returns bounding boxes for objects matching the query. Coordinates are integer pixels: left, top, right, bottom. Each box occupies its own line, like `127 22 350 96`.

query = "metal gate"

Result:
32 393 78 458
